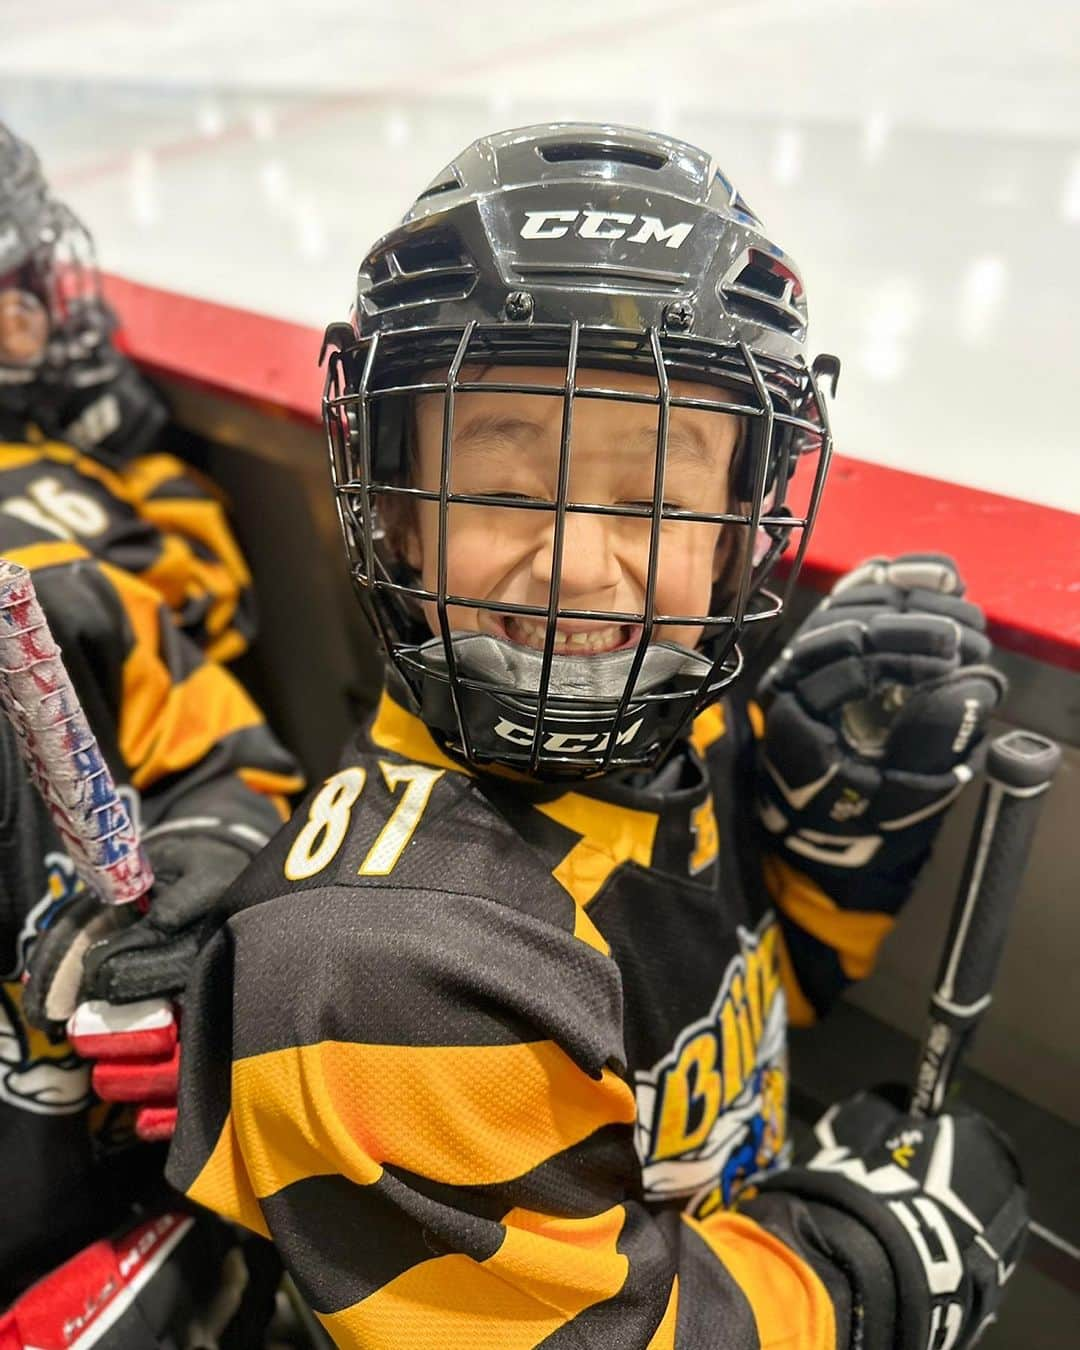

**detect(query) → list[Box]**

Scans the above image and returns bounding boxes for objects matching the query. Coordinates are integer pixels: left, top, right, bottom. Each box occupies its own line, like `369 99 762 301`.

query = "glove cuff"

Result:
758 1166 938 1350
22 893 133 1032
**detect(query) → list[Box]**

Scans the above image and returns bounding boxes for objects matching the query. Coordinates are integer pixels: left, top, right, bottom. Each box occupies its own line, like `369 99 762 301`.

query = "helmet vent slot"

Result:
735 258 787 300
361 230 477 313
416 174 462 201
538 140 667 171
721 249 807 336
393 233 468 273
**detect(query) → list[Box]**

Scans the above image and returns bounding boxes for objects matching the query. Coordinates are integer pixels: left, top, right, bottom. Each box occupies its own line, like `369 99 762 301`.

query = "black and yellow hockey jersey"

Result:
0 521 302 1298
0 438 255 662
168 688 902 1348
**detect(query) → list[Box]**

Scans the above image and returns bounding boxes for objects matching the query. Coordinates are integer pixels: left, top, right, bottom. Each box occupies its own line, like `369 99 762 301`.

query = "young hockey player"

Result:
163 126 1024 1348
0 120 298 1124
0 121 255 662
0 518 301 1316
1 122 303 1341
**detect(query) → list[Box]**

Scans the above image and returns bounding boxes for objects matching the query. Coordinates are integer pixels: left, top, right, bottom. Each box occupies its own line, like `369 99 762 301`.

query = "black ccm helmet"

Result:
323 123 839 780
0 123 164 454
0 124 106 421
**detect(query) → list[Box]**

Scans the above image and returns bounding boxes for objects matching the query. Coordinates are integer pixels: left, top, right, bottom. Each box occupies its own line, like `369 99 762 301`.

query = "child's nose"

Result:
530 509 623 600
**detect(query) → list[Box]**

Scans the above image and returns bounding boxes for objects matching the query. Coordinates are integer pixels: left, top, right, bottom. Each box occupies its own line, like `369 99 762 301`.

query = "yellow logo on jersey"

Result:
634 915 788 1206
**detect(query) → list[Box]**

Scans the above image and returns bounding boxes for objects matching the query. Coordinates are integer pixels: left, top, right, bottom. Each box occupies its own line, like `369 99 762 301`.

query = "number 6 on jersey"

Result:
283 762 444 882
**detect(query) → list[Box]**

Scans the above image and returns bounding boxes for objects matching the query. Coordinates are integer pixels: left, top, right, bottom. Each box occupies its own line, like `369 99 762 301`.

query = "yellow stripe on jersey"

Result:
321 1206 629 1350
0 538 90 571
572 906 611 956
215 1038 636 1201
185 1113 272 1239
19 439 132 501
130 662 264 790
118 453 214 503
205 628 248 664
132 532 200 613
745 699 766 740
138 494 251 588
98 561 264 788
684 1211 835 1350
646 1276 679 1348
235 767 300 814
689 703 726 756
130 514 248 663
535 794 659 908
369 689 472 775
138 494 251 641
763 854 897 981
535 792 659 957
0 444 50 471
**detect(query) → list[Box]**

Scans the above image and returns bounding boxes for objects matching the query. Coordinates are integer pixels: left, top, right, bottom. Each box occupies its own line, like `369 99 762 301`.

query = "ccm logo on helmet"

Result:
494 715 645 755
520 210 694 250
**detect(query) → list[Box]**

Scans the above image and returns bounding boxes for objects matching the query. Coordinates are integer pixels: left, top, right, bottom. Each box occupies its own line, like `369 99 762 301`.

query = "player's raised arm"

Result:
752 555 1007 1023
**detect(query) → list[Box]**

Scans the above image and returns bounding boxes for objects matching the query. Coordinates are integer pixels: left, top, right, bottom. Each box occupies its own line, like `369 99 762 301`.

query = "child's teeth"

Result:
505 619 627 653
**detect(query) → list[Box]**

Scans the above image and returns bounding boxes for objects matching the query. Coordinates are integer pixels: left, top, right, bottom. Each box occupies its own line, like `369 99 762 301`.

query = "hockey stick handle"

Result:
910 729 1061 1117
0 559 153 905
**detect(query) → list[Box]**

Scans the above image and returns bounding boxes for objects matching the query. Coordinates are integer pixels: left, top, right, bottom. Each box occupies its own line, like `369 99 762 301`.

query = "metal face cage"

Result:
324 319 835 779
0 196 107 384
33 200 109 360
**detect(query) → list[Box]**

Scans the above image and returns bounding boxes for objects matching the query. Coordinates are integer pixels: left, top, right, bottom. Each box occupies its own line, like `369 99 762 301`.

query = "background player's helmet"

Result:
0 123 165 457
323 123 839 779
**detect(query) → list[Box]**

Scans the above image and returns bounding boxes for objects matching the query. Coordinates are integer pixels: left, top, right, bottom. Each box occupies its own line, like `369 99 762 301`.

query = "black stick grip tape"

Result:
911 730 1061 1116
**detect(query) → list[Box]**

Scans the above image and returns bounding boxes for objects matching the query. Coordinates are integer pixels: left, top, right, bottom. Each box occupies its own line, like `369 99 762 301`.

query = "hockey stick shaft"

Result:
0 559 153 905
910 728 1061 1117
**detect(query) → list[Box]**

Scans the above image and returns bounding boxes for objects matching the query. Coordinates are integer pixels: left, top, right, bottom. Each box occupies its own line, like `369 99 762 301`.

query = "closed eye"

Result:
470 491 549 503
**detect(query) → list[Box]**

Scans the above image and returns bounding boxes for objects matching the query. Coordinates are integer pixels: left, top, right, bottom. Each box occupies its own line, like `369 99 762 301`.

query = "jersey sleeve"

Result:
760 851 903 1028
167 852 859 1348
727 700 904 1029
2 524 302 845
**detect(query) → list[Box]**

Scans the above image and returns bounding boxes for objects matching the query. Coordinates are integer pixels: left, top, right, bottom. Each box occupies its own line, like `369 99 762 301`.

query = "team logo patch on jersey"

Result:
634 914 788 1207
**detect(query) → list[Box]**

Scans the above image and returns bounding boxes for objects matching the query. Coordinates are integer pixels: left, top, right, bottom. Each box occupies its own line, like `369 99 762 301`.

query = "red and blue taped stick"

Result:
0 559 153 906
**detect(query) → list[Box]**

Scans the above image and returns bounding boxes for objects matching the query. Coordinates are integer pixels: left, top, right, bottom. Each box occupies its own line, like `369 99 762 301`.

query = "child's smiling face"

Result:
407 365 743 655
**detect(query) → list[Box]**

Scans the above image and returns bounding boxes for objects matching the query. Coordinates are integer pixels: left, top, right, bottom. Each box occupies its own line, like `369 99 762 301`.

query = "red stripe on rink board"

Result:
102 274 1080 673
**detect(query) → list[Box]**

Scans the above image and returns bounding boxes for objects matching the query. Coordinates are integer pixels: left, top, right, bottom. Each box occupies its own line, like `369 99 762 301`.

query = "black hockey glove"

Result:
756 554 1006 894
758 1090 1027 1350
23 828 254 1035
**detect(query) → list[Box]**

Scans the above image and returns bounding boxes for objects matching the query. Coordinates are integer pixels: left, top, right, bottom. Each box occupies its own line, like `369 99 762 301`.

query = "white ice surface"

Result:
2 0 1079 510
